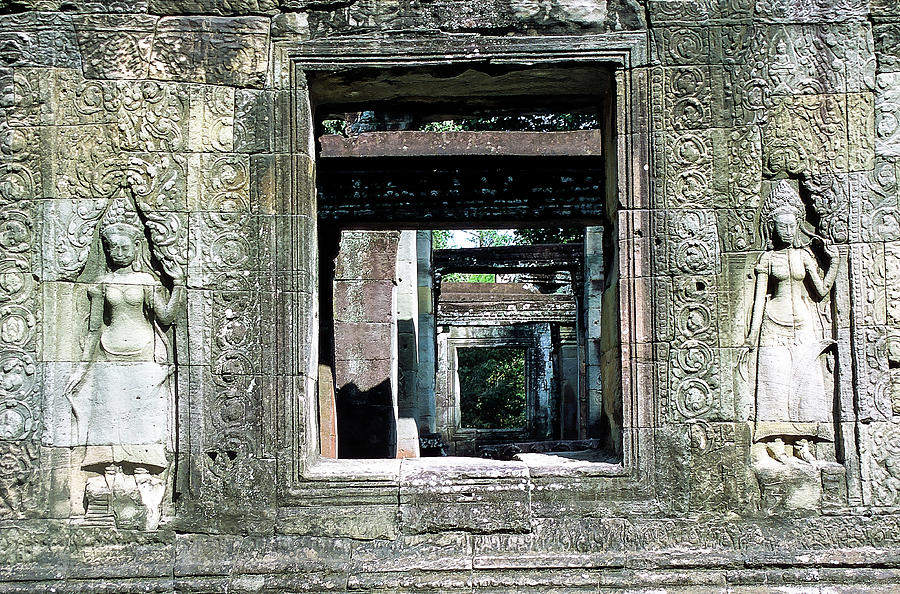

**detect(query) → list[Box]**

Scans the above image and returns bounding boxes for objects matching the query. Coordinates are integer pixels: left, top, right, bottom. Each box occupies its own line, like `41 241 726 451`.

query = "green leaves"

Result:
458 348 526 430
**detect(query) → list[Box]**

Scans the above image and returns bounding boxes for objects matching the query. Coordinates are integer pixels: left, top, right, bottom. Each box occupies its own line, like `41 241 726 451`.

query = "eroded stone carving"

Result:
744 181 838 463
742 181 842 511
62 193 183 530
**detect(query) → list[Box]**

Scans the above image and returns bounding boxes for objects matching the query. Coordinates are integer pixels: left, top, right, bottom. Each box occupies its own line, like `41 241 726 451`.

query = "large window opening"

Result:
310 63 621 462
458 346 527 430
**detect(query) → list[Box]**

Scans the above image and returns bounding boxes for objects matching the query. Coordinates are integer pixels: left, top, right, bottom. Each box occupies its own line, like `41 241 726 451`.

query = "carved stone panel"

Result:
653 27 710 66
763 94 848 177
188 85 234 153
0 13 81 69
874 23 900 71
687 421 756 512
669 278 721 422
148 17 270 88
0 96 41 520
876 73 900 158
851 243 891 424
72 15 157 79
755 0 867 23
805 173 851 244
666 210 721 276
860 420 900 506
662 130 714 209
849 160 900 243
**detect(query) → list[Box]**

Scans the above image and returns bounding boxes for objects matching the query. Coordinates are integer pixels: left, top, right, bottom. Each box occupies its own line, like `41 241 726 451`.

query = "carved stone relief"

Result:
848 92 876 172
655 207 725 425
874 23 900 72
718 208 758 252
0 13 81 69
653 27 709 66
189 85 233 153
645 0 715 25
726 22 873 109
755 0 867 22
725 126 763 210
72 15 156 80
741 181 843 511
849 243 893 422
48 194 183 530
886 242 900 329
663 66 711 132
687 421 756 512
670 275 721 422
764 94 848 177
860 420 900 506
22 64 195 530
663 130 713 209
1 69 52 128
148 17 270 88
667 209 721 276
849 160 900 243
2 2 900 585
723 60 770 127
0 62 42 521
876 73 900 158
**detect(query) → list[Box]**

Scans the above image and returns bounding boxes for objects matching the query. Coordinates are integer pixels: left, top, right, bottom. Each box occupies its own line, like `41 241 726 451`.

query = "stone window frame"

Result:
272 33 654 511
439 328 547 446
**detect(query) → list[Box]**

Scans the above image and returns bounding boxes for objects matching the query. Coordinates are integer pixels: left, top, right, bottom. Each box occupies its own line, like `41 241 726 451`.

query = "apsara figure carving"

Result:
63 192 184 530
744 180 839 466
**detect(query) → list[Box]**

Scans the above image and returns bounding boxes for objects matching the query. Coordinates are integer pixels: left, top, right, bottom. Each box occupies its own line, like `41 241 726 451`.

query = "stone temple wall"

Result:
1 0 900 590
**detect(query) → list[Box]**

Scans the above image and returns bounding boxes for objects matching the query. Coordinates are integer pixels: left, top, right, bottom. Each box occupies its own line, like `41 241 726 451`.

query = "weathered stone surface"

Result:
234 90 276 154
148 0 278 15
399 458 531 534
3 0 900 590
148 17 269 88
876 73 900 157
304 0 643 36
73 15 157 80
4 0 148 12
875 23 900 71
755 0 867 23
0 14 80 69
320 130 605 158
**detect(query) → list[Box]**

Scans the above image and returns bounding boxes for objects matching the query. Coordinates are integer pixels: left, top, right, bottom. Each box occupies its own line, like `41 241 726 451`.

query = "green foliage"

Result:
443 272 495 283
431 229 453 250
418 113 599 132
322 119 346 135
458 348 526 429
421 120 465 132
432 229 519 283
474 229 513 247
513 227 584 244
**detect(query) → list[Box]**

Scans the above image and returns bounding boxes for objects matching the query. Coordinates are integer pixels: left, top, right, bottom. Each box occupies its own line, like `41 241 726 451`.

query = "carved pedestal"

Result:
752 444 846 514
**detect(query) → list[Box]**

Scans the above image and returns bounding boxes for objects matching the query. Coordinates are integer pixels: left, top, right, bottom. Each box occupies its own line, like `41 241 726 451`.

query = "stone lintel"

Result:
319 130 604 158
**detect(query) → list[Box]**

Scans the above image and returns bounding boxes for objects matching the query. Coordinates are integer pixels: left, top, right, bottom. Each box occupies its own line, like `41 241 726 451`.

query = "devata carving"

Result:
63 192 183 530
744 180 839 466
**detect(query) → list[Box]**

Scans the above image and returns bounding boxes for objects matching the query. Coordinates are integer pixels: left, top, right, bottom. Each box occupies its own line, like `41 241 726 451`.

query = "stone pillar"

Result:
396 230 419 422
530 323 554 440
584 226 609 439
396 230 421 457
416 230 437 433
333 230 400 458
557 325 580 440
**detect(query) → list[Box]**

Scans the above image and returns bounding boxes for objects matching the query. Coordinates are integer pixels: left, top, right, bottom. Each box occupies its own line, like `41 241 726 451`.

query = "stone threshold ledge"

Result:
298 454 627 483
277 456 628 538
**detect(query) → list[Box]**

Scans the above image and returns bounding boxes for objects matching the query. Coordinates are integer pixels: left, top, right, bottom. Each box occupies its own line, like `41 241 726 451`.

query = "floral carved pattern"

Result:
0 70 40 519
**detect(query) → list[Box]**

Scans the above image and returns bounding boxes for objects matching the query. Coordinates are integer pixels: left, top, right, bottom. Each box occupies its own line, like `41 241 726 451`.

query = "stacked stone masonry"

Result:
1 0 900 590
